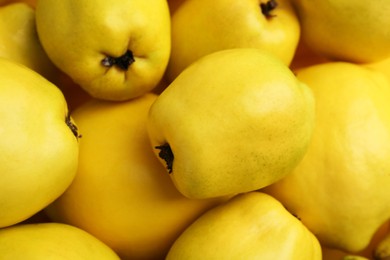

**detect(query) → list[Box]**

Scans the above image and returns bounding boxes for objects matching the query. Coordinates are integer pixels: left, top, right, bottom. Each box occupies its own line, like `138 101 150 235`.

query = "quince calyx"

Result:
101 50 135 71
260 0 278 19
155 143 174 173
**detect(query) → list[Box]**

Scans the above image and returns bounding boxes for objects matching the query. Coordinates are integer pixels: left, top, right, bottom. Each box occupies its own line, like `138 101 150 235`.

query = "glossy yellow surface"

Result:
0 223 120 259
0 58 79 228
264 62 390 252
148 48 315 199
167 192 322 259
35 0 171 101
166 0 300 82
292 0 390 63
45 93 228 259
0 3 59 83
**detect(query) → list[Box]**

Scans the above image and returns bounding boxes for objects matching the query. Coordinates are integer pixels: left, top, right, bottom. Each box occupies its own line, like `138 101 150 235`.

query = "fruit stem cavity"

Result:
66 114 81 140
260 0 278 19
101 50 135 70
155 143 174 173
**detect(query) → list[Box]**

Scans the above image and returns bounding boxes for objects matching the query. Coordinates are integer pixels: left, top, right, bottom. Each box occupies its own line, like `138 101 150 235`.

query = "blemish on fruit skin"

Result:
65 114 82 140
155 143 174 173
101 49 135 70
260 0 278 19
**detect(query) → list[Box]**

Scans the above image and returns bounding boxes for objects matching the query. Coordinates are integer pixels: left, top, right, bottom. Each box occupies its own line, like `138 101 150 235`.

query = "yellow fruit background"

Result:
0 0 389 259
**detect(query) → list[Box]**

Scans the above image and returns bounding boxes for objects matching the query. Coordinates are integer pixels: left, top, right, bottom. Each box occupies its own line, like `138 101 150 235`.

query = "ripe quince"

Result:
0 223 119 259
166 192 322 259
35 0 171 101
263 62 390 252
166 0 300 82
147 48 315 199
0 58 79 228
291 0 390 63
0 2 59 83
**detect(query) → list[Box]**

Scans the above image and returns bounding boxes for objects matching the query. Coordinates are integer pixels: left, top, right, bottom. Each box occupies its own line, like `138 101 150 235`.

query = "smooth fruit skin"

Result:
45 94 228 260
292 0 390 63
263 62 390 252
147 48 315 199
364 56 390 86
0 2 90 111
166 0 300 82
0 2 60 83
0 223 120 259
35 0 171 101
166 192 322 260
0 58 79 228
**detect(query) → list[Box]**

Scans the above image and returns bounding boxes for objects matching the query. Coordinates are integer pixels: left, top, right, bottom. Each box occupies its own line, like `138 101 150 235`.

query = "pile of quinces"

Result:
1 0 390 259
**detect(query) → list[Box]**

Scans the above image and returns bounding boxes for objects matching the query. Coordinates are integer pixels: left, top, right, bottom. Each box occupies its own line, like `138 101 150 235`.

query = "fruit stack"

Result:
0 0 390 259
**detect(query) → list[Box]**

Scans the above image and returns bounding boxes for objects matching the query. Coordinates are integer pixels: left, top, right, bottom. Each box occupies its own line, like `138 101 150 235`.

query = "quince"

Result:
148 48 315 199
0 58 79 228
291 0 390 63
36 0 171 101
263 62 390 252
0 223 119 259
166 0 300 82
166 192 322 259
